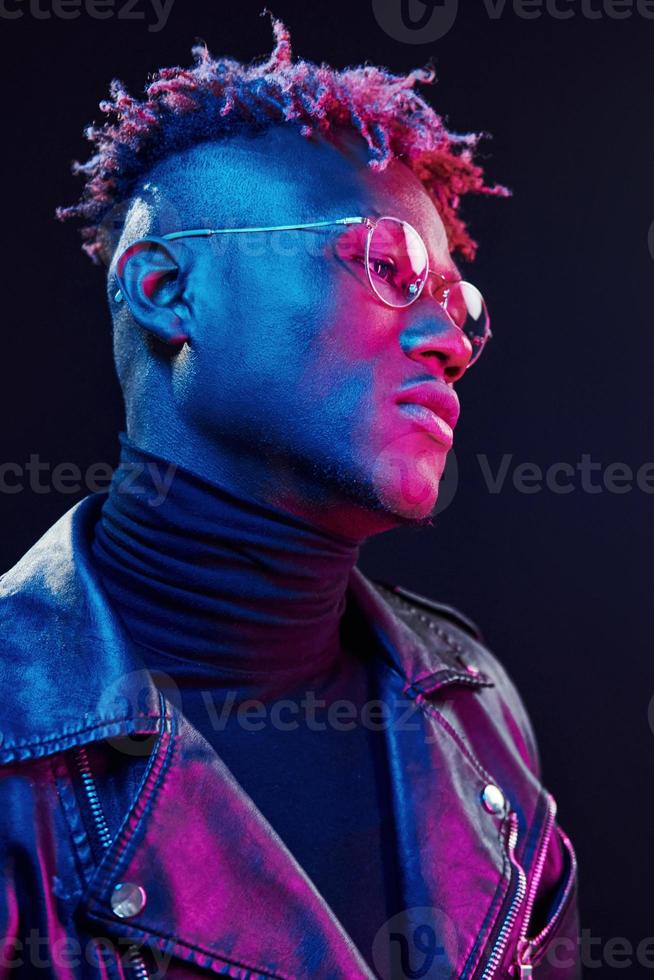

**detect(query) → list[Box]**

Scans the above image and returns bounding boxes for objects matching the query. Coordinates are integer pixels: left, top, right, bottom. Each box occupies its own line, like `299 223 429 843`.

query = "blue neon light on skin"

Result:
109 124 472 543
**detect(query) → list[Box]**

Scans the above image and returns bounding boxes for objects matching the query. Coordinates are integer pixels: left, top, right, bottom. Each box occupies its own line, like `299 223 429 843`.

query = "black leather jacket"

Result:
0 494 580 978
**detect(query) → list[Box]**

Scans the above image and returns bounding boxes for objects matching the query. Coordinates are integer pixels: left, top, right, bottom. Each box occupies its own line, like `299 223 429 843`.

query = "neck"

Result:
91 433 362 701
124 416 403 540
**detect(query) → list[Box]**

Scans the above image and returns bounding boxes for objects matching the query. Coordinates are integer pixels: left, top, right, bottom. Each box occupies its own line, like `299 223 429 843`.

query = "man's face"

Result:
121 127 473 535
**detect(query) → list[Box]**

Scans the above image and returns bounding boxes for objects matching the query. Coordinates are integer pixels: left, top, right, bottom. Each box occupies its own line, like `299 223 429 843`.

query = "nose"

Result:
398 304 473 383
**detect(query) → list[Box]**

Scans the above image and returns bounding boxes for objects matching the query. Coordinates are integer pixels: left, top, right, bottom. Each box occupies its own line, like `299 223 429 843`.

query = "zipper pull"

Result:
516 940 534 978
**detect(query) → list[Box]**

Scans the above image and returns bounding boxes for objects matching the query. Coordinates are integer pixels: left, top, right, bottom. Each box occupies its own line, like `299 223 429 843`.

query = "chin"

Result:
371 432 448 522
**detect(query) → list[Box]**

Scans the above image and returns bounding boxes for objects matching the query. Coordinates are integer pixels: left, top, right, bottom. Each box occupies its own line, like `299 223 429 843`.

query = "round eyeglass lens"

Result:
365 217 429 308
442 280 491 364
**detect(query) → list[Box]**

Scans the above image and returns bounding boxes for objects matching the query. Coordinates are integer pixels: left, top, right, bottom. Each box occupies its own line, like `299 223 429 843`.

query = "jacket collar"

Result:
0 493 488 765
0 494 162 765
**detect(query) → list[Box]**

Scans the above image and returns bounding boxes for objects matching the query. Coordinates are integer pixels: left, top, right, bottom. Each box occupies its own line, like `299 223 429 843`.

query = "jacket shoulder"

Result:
370 577 542 779
371 578 484 642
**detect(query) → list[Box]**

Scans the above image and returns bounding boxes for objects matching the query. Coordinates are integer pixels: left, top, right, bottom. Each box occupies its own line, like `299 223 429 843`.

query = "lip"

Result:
395 381 460 449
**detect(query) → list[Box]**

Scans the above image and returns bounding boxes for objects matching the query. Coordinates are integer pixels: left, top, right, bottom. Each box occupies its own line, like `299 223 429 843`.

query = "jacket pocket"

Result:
514 810 580 978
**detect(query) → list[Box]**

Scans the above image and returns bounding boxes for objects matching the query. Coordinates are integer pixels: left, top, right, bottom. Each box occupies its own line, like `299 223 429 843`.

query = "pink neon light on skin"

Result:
293 144 471 531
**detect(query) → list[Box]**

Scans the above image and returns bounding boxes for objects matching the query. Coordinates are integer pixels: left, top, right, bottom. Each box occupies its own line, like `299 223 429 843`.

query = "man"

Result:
0 17 579 979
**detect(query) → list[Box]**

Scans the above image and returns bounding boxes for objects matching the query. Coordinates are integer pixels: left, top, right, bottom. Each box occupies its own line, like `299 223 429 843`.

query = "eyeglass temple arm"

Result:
113 219 366 300
161 217 366 241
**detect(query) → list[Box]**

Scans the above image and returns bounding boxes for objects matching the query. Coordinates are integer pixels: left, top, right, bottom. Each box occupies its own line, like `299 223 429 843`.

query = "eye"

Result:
368 256 396 283
343 251 396 284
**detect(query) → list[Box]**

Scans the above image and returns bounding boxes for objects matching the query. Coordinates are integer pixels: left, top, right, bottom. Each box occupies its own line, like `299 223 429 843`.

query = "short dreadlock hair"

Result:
55 12 508 268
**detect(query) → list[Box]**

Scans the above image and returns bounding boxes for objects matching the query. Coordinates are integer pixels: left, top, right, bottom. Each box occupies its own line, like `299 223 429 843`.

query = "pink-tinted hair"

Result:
55 13 509 266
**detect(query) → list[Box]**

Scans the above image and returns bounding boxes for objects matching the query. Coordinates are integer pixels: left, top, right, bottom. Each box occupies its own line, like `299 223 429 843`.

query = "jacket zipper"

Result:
476 795 579 979
74 745 150 980
514 811 578 977
478 811 527 980
511 793 556 978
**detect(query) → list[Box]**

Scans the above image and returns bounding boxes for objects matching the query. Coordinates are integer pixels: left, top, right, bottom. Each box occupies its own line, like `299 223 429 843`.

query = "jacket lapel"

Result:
81 706 378 979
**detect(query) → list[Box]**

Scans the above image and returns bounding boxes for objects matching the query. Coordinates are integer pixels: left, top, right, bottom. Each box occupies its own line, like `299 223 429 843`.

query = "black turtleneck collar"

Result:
91 433 362 702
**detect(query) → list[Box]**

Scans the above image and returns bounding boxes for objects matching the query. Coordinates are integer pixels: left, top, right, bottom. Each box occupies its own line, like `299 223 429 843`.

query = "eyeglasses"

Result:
115 215 491 365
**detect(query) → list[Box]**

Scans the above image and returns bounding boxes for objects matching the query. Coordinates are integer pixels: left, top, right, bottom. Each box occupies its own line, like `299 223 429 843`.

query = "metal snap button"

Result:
456 653 480 675
111 882 147 918
481 783 506 815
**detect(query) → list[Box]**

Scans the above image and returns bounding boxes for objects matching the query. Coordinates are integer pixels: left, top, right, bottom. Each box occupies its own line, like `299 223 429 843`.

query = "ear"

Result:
113 236 192 345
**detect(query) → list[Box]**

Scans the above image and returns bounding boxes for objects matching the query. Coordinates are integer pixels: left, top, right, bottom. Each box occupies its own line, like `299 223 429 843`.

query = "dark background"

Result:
1 0 652 972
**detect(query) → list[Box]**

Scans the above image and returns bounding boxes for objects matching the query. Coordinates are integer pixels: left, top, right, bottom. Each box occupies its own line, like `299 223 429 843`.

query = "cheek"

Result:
294 291 389 442
173 244 347 446
187 274 321 428
305 290 449 514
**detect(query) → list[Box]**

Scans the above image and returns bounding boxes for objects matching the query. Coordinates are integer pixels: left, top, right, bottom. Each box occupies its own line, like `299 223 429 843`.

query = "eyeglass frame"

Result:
114 215 491 364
